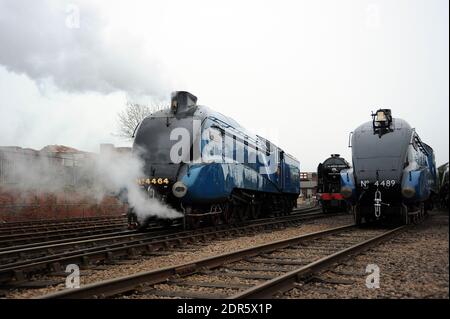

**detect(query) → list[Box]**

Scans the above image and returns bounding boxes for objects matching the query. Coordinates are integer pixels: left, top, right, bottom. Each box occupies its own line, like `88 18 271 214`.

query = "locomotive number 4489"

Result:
360 180 396 188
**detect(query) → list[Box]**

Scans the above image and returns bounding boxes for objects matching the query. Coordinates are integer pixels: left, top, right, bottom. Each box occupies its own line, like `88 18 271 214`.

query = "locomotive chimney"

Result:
170 91 197 114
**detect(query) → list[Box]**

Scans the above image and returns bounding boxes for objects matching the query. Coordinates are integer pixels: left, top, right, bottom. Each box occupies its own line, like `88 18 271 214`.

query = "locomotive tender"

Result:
340 109 438 225
129 91 301 229
317 154 350 213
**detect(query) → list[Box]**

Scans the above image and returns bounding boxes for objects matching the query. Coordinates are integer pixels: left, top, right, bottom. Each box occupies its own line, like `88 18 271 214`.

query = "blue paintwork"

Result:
399 140 437 203
424 147 438 194
342 118 437 208
282 154 301 194
176 106 301 204
180 163 283 204
401 169 430 202
339 168 357 200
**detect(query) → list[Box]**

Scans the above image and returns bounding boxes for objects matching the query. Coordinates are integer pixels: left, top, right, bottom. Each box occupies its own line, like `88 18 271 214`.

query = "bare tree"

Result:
116 102 167 139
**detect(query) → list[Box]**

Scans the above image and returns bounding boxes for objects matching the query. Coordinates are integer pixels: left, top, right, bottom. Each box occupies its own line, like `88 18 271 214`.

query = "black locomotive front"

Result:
317 154 350 212
127 92 198 229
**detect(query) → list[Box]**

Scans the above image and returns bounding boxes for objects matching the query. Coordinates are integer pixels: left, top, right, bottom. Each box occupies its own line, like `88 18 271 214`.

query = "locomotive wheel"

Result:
341 202 349 213
401 205 409 225
137 218 151 231
353 206 362 226
186 215 201 229
209 213 221 226
418 202 426 223
236 206 248 221
412 212 420 225
424 200 431 215
222 202 235 224
127 209 139 230
161 219 173 228
278 201 285 216
249 204 260 220
424 198 433 212
282 199 291 216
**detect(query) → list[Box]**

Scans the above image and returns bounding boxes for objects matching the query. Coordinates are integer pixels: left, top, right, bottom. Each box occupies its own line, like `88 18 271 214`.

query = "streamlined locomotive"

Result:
129 91 301 229
340 109 437 225
317 154 350 212
438 163 449 208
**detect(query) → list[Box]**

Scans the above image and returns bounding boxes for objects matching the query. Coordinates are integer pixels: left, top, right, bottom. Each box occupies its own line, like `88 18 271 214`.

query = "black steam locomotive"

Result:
317 154 350 213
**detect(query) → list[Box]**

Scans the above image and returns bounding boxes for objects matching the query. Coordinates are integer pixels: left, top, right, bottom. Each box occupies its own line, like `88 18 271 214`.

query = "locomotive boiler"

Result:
340 109 438 225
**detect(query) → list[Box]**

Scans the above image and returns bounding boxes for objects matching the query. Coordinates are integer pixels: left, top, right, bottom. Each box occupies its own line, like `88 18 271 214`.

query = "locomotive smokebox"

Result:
171 91 197 114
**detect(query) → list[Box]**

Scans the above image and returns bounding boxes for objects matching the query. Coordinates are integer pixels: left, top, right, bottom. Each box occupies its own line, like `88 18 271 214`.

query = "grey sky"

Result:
0 0 448 171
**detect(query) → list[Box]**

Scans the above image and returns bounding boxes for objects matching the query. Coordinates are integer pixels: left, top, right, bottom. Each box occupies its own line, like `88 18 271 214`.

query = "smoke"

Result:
92 148 182 220
0 150 73 194
0 0 182 221
0 148 181 221
0 0 169 98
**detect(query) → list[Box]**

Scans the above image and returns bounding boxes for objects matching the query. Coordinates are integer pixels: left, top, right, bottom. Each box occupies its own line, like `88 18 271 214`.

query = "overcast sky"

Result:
0 0 448 171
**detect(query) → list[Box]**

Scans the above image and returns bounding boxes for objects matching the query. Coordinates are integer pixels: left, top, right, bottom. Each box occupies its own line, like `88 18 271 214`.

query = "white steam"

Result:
93 149 182 220
0 148 182 220
0 0 169 97
0 0 182 221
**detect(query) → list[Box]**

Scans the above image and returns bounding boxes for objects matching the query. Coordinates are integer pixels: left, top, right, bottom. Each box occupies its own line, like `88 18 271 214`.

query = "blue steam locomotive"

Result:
129 91 301 229
340 109 438 225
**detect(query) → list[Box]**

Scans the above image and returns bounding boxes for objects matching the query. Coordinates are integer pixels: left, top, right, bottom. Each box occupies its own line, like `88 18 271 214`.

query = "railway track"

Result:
0 215 124 229
0 221 129 248
0 207 329 286
0 207 318 248
0 207 319 254
37 223 406 299
0 216 125 235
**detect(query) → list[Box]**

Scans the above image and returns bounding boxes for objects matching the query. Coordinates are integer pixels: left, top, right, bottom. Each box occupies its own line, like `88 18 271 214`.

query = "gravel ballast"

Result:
7 210 448 299
6 214 352 298
285 210 449 299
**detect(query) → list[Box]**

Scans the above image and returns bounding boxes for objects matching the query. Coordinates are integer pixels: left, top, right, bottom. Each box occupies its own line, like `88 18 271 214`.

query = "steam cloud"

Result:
0 0 169 97
0 0 181 221
1 149 182 221
93 149 181 220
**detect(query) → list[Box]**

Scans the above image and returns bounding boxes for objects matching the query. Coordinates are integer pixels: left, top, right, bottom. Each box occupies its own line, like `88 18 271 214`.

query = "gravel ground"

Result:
285 210 449 299
6 213 353 299
121 223 386 299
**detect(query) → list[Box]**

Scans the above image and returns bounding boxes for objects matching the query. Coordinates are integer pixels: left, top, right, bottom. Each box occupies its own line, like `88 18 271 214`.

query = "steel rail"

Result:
0 222 128 248
37 224 354 299
0 221 125 240
2 208 326 284
0 215 125 229
229 225 407 298
0 206 320 255
0 217 125 234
